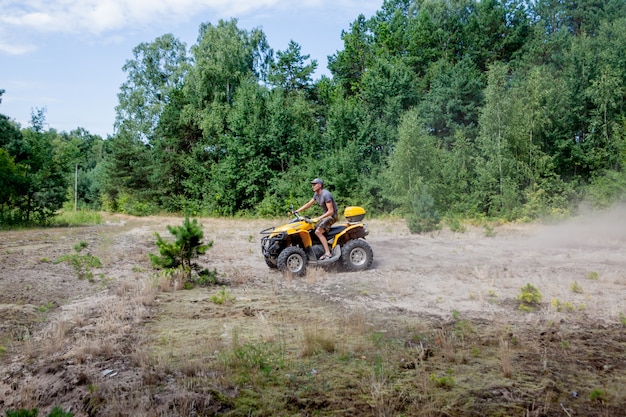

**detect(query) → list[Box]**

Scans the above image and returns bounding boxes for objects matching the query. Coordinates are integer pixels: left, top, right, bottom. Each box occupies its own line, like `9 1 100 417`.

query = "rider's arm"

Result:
319 200 334 219
295 198 315 213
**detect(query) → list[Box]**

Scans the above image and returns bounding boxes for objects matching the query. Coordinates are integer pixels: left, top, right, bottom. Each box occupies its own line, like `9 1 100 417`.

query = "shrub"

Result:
430 371 455 388
445 216 466 233
570 281 583 294
516 283 542 311
150 217 213 271
407 186 441 234
584 170 626 209
150 218 214 285
210 286 234 305
54 241 102 281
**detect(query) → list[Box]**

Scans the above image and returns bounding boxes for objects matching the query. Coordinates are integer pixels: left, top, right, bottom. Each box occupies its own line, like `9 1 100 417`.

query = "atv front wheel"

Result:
341 239 374 271
277 246 307 276
264 256 278 269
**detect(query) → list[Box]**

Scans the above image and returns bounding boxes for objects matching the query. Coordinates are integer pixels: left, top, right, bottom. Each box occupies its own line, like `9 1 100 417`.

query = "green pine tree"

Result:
149 217 213 273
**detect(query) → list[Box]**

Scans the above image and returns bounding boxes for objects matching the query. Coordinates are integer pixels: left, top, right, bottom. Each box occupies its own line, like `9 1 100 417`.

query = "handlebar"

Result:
291 209 316 223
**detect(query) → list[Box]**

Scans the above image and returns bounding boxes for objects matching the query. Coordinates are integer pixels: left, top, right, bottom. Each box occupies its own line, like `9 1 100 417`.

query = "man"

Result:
295 178 338 260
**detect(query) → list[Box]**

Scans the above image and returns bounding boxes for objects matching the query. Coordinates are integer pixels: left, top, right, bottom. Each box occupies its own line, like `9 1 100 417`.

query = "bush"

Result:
407 186 441 234
113 191 159 216
516 283 542 311
584 170 626 209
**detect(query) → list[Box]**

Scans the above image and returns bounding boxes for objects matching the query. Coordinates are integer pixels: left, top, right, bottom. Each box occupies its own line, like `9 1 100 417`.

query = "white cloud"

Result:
0 0 381 55
0 0 266 55
0 39 36 55
0 0 285 36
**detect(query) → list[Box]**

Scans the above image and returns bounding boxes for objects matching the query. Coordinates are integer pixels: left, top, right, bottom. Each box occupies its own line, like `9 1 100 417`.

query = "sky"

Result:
0 0 382 138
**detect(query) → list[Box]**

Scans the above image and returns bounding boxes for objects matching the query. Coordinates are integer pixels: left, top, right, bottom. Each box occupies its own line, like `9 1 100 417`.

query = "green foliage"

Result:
482 222 496 237
149 217 213 278
430 371 456 388
114 191 159 216
5 408 72 417
551 299 576 312
445 216 467 233
516 283 542 311
268 40 317 93
1 117 68 225
5 410 39 417
116 34 189 143
570 281 584 294
6 0 626 223
210 285 234 305
192 268 219 287
407 185 441 234
54 242 102 281
49 208 102 227
37 302 56 313
0 112 107 226
584 170 626 209
589 388 606 402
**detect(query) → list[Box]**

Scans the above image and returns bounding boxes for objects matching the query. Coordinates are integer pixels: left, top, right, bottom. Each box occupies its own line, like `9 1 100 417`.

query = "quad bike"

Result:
260 206 374 276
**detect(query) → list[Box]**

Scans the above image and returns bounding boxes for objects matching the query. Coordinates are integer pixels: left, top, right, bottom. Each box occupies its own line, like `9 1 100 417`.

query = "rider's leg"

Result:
315 228 331 257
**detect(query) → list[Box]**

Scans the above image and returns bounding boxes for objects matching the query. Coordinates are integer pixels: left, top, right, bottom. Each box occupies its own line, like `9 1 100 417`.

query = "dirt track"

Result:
0 208 625 415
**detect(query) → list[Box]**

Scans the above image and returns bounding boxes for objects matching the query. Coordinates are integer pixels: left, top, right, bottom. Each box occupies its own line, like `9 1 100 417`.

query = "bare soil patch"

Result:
0 209 625 416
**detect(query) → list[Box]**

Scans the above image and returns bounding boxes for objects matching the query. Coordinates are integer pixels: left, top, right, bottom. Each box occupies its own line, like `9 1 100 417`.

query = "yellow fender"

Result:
329 223 367 250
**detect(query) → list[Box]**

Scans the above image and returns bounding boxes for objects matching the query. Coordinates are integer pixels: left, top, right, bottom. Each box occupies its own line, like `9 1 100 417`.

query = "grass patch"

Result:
209 286 234 305
570 281 584 294
53 241 102 281
49 209 102 227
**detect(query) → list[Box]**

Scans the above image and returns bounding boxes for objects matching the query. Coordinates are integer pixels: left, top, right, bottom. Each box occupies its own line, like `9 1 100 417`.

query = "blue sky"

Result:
1 0 381 138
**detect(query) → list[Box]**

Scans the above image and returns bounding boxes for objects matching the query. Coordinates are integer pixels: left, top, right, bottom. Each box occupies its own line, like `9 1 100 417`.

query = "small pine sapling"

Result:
150 217 213 279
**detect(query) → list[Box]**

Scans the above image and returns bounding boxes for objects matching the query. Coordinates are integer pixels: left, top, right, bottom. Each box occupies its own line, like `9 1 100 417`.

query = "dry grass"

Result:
255 311 278 343
305 264 327 284
500 336 512 378
301 325 337 357
2 214 625 416
362 366 396 417
433 328 458 363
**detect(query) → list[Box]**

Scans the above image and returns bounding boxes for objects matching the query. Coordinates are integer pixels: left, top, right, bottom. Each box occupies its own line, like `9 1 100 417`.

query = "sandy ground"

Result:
0 206 625 415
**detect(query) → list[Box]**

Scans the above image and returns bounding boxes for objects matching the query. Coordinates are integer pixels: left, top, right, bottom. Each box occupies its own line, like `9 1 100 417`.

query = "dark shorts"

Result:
316 215 337 233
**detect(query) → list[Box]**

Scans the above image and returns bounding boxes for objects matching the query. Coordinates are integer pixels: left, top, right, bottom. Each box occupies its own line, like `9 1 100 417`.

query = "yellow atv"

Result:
260 206 374 276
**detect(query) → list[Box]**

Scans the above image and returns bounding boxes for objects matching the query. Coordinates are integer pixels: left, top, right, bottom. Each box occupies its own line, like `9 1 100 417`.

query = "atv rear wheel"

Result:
341 239 373 271
277 246 307 276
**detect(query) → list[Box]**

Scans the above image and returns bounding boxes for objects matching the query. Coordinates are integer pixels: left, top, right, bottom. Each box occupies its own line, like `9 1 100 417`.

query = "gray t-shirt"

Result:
314 189 338 218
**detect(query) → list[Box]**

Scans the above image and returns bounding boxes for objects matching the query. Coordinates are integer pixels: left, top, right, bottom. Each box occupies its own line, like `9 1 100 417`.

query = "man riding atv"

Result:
294 178 337 260
260 191 374 277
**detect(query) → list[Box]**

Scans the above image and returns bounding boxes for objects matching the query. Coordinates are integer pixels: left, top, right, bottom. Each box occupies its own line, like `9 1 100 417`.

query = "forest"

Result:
1 0 626 228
